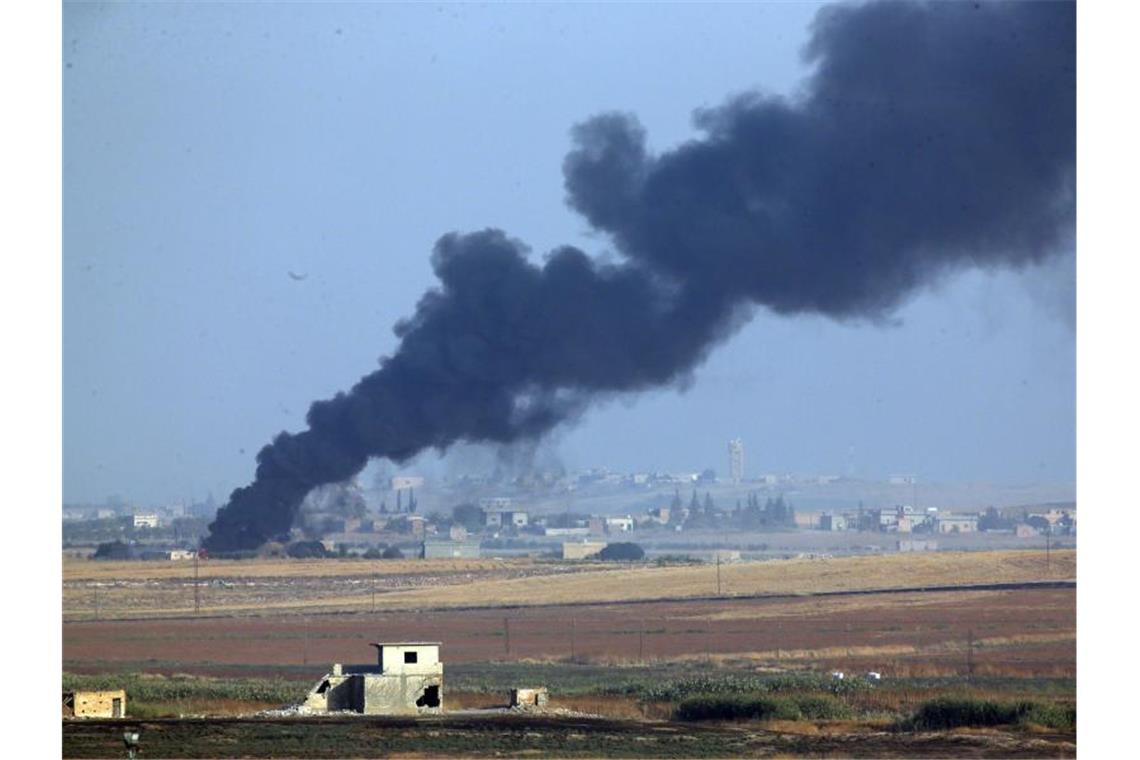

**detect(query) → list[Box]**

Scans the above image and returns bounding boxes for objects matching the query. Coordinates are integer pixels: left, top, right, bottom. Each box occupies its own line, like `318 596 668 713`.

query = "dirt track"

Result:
61 714 1076 758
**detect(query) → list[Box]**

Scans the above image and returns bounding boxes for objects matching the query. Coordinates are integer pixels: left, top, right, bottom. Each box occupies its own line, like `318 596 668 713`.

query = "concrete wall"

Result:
510 688 549 708
422 541 480 559
68 690 126 718
378 644 440 674
362 673 443 715
562 541 606 560
305 645 444 715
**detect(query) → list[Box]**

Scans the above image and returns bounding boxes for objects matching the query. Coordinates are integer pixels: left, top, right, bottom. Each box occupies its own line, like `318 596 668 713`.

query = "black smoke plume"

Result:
205 1 1074 551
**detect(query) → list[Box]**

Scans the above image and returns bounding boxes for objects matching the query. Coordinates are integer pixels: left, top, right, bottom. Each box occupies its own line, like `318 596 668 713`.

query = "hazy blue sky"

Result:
63 1 1074 506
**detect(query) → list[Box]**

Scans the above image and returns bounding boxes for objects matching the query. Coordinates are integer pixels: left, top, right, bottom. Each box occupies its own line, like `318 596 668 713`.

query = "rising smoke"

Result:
205 1 1074 551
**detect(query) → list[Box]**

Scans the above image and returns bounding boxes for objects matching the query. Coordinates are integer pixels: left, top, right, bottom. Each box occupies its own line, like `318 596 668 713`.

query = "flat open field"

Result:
62 714 1076 758
63 550 1075 619
64 550 1075 757
64 586 1074 679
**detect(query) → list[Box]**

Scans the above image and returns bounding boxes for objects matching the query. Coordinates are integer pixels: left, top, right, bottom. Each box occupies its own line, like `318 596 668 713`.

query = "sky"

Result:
62 1 1075 507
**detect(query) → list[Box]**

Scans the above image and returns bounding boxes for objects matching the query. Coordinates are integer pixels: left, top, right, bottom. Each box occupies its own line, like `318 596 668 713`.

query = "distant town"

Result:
63 440 1074 564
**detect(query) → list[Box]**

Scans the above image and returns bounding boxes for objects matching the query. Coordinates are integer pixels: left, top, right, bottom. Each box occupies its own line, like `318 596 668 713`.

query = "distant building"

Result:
728 439 744 484
544 527 590 537
421 540 481 559
897 539 938 552
478 497 513 511
710 549 741 563
484 509 528 528
934 514 978 534
876 510 899 532
647 507 671 525
448 524 468 542
132 513 159 529
820 513 847 531
562 541 607 560
605 516 634 533
587 518 606 536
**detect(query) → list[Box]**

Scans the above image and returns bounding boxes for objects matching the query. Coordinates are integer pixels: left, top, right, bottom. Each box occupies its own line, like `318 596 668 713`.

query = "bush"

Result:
675 695 803 722
789 694 854 720
93 540 132 560
904 697 1075 731
362 546 384 559
381 546 404 559
598 542 645 561
604 673 832 702
285 540 328 559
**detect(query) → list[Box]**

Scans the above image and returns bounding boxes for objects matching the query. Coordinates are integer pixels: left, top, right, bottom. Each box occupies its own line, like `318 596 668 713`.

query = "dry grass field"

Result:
63 549 1074 690
64 557 536 582
63 549 1075 758
62 550 1074 620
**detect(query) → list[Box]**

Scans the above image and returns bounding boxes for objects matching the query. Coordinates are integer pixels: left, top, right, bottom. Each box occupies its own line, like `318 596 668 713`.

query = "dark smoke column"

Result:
205 1 1074 552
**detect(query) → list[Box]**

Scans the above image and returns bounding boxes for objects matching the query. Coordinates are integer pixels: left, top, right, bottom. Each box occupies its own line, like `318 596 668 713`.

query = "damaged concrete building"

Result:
510 687 549 709
62 690 126 718
303 642 443 715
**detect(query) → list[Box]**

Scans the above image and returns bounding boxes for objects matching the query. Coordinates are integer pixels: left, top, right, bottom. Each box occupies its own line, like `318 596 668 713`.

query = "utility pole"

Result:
193 553 200 616
1046 526 1052 574
966 628 974 679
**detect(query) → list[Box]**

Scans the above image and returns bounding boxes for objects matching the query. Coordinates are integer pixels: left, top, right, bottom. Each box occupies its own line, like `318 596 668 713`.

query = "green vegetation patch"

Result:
63 672 308 707
902 696 1075 731
675 693 853 722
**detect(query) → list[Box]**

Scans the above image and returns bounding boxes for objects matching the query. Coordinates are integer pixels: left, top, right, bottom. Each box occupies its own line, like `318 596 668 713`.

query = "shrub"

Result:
598 542 645 561
93 540 132 560
904 697 1075 731
381 546 404 559
285 540 328 559
676 695 803 722
789 694 854 720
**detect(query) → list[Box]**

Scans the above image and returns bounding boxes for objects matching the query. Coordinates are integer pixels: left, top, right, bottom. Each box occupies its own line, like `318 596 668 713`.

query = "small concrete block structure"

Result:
510 687 549 709
561 540 607 560
304 642 443 715
63 690 126 718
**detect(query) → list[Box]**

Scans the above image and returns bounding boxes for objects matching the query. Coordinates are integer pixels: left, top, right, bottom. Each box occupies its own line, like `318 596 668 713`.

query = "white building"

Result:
935 513 978 534
728 439 744 484
132 513 159 529
484 509 528 528
605 516 634 532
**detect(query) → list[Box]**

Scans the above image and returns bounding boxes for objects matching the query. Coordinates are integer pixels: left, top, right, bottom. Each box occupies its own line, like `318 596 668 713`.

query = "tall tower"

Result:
728 439 744 484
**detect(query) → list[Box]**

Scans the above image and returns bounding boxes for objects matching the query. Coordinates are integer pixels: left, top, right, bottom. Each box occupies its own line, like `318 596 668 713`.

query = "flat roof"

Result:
370 641 442 646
